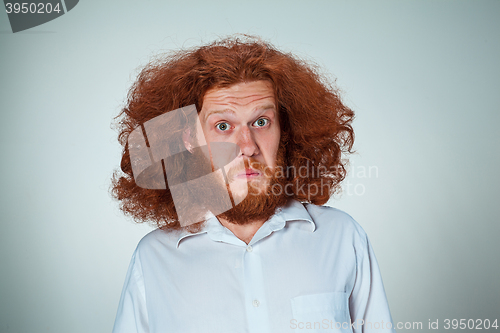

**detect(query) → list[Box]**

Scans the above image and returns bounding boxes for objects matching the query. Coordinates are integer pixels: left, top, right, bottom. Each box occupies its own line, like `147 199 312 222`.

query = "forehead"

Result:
201 81 275 111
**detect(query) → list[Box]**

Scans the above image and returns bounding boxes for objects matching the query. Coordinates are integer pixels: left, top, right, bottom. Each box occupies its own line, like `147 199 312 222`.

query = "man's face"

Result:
196 80 281 199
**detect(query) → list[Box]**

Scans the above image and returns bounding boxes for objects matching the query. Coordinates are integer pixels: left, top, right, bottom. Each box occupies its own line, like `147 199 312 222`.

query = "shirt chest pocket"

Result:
290 292 352 332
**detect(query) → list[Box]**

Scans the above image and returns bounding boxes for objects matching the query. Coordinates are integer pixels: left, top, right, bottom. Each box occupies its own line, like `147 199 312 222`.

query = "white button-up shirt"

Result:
113 200 396 333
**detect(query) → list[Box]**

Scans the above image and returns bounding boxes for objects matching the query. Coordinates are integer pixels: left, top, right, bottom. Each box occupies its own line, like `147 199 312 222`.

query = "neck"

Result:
217 216 265 244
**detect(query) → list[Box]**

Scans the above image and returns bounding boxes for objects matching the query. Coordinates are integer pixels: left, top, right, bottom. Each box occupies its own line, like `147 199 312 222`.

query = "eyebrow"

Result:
204 104 276 121
204 109 235 120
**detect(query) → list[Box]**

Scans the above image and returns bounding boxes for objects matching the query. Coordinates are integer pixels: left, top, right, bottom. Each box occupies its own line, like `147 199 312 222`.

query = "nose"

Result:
236 126 259 157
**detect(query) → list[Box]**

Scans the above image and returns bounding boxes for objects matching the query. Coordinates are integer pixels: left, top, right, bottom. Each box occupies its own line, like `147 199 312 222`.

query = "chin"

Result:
229 177 268 204
220 177 289 226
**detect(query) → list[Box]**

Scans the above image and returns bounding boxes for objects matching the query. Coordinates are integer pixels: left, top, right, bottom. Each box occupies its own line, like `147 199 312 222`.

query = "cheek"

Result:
263 131 281 167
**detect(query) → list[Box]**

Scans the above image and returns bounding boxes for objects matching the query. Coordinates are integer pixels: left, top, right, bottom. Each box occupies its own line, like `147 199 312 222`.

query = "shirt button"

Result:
252 299 260 307
246 245 253 252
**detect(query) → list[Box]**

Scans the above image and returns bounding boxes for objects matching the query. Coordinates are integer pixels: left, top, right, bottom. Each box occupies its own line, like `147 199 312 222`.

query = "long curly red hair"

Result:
111 36 355 231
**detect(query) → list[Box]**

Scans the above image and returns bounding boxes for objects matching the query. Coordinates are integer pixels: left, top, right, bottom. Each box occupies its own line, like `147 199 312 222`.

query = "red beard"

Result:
173 141 289 227
217 145 289 225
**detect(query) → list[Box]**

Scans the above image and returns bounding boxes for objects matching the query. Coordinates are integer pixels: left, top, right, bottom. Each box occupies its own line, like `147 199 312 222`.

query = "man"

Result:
112 36 396 333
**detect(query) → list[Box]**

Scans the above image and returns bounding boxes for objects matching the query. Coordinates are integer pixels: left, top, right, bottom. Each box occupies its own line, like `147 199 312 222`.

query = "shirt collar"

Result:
175 199 315 248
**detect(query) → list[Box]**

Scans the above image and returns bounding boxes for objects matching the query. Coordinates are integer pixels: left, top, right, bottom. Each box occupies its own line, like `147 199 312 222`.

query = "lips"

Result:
237 169 261 178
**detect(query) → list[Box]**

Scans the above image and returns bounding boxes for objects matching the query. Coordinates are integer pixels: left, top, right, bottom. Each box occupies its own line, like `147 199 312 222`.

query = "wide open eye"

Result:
254 118 269 127
216 122 230 131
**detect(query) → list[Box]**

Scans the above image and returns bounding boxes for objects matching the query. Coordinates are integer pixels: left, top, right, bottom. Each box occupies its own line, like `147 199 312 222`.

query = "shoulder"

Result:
302 203 369 249
135 228 181 254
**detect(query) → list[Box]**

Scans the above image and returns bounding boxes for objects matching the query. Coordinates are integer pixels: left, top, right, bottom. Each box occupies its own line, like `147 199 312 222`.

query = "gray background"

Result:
1 1 499 332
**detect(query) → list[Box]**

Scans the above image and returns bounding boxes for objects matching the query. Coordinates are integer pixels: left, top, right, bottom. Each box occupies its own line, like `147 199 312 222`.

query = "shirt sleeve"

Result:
349 233 396 333
112 249 149 333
